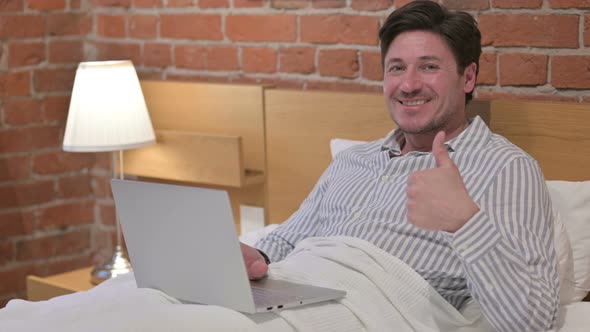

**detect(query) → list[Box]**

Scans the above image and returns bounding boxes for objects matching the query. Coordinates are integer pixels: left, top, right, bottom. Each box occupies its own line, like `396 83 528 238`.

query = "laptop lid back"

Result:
111 179 256 312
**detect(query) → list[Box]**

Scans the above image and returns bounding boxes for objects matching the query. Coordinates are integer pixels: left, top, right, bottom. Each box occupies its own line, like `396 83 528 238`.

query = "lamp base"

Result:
90 246 132 285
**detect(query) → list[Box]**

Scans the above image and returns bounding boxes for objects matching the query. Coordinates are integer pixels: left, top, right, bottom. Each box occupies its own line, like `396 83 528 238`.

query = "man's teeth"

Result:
403 100 426 106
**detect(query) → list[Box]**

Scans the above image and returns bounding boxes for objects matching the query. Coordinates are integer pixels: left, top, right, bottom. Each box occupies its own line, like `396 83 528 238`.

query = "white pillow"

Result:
547 180 590 303
329 138 589 303
330 138 367 158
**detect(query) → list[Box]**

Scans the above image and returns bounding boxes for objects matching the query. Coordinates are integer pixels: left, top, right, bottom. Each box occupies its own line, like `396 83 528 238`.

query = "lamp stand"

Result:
91 150 132 285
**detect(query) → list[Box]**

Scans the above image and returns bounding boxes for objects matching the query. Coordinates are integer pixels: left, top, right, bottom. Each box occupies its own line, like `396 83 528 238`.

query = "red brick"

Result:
174 45 207 69
585 14 590 47
200 0 229 7
318 49 359 78
0 15 45 38
97 14 126 37
47 13 92 36
306 80 381 92
133 0 162 7
33 151 96 174
39 201 94 229
92 0 131 7
301 15 379 45
312 0 345 8
0 71 31 97
0 180 55 209
394 0 413 8
71 0 82 8
48 40 83 64
143 43 171 67
92 151 111 170
129 15 158 39
0 155 30 181
361 51 382 81
8 42 45 68
440 0 489 9
492 0 542 8
166 0 194 6
26 0 67 10
208 46 239 71
99 202 116 226
16 229 91 260
551 56 590 89
226 15 296 42
93 42 141 64
279 46 315 74
0 265 38 294
243 47 277 73
161 14 222 40
0 211 35 237
3 98 43 125
43 95 70 122
137 70 164 80
92 174 113 197
499 53 547 86
0 241 14 266
34 68 76 93
549 0 590 8
234 0 265 6
352 0 392 10
58 174 93 199
0 0 24 11
475 90 578 103
0 126 61 153
271 0 307 8
175 45 238 71
478 52 497 85
479 14 579 48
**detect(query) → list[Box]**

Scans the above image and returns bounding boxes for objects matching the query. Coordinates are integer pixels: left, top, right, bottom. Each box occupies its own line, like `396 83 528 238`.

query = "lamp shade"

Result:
63 60 156 152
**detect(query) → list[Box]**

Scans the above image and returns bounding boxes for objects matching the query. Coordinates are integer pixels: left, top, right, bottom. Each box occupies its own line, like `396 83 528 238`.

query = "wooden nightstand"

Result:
26 267 95 301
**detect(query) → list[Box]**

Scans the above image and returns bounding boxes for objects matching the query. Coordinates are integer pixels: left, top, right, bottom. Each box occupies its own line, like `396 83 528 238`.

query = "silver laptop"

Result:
111 179 346 314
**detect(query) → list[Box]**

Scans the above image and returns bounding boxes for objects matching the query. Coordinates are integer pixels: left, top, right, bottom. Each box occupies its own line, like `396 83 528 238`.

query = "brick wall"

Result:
87 0 590 101
0 0 588 307
0 0 115 307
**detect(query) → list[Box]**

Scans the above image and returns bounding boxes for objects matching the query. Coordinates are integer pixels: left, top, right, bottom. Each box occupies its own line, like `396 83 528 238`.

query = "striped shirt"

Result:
256 116 559 332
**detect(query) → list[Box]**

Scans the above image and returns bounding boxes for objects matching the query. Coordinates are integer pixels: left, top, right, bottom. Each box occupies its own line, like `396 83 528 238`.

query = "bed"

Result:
1 81 589 331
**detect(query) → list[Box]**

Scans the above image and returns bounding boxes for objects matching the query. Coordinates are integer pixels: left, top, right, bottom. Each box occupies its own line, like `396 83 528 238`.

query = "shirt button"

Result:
353 212 361 218
381 176 389 182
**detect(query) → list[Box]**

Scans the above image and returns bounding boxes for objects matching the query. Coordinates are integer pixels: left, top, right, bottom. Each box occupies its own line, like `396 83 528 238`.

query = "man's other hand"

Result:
406 131 480 233
240 242 268 280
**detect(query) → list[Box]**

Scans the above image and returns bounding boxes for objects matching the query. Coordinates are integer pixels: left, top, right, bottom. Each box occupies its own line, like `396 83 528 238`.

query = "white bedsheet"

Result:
1 236 588 331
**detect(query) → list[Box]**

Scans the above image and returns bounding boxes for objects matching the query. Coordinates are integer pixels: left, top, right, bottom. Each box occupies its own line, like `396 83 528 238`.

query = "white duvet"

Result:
0 236 586 331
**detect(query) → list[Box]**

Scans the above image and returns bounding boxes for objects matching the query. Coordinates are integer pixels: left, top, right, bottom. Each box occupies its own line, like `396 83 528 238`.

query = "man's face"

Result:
382 30 476 135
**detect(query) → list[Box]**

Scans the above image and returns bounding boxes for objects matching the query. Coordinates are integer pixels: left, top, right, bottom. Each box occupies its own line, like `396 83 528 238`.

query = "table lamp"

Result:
63 60 156 284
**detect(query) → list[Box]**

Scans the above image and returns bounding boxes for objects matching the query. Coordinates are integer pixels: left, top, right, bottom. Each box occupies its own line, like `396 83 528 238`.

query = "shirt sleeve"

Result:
254 161 335 262
448 157 560 332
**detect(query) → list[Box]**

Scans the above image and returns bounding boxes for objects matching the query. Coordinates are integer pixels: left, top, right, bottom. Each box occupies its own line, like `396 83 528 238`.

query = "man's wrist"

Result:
256 249 271 265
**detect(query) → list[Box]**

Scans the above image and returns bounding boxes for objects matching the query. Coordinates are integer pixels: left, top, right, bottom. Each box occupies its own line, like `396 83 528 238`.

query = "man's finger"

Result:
432 131 452 168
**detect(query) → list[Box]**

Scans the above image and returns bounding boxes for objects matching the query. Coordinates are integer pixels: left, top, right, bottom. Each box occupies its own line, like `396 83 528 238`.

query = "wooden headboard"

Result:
264 89 590 224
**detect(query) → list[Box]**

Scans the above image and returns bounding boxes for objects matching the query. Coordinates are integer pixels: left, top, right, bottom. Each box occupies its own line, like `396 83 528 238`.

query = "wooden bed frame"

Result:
264 90 590 224
126 80 590 229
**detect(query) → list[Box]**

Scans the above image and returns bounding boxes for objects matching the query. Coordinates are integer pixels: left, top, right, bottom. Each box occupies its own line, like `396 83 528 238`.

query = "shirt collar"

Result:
380 116 491 157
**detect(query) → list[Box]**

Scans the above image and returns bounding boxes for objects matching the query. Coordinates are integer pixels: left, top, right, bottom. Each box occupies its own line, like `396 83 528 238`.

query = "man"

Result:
241 1 560 331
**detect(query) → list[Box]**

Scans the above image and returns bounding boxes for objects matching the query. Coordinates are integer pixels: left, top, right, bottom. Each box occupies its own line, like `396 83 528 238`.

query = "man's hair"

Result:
378 0 482 103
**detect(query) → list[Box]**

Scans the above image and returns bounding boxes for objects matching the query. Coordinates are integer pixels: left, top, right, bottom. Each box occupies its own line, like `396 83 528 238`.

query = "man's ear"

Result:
463 62 477 94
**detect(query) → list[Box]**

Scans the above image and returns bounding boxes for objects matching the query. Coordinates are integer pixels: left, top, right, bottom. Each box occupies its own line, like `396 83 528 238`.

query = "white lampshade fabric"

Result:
63 60 156 152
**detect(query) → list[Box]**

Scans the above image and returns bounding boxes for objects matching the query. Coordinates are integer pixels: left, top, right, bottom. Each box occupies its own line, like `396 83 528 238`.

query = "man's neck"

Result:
400 120 468 155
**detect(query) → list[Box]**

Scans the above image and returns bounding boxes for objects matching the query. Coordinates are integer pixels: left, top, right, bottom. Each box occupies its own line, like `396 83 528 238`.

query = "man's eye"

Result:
387 66 403 73
423 64 439 71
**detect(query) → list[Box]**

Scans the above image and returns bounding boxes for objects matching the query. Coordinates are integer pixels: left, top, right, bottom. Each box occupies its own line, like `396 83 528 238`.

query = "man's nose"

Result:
400 69 423 94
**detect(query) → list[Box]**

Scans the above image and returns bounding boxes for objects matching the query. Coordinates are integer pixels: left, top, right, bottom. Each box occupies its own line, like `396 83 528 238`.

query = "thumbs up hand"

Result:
406 131 480 233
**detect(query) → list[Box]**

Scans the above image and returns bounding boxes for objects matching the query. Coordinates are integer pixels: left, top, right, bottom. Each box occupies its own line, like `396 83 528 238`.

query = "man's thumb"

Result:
433 131 452 168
